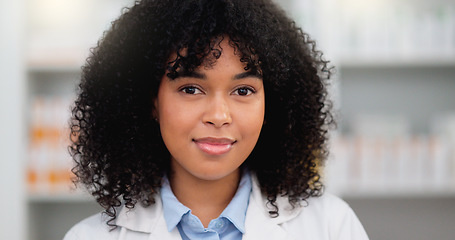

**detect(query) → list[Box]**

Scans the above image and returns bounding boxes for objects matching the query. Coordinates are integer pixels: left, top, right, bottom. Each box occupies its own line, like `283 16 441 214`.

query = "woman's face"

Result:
155 40 265 182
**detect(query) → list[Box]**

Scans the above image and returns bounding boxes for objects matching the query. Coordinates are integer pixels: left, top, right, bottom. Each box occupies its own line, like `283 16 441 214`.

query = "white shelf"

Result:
335 189 455 199
28 190 94 203
333 187 455 199
26 51 87 71
338 56 455 68
27 64 82 73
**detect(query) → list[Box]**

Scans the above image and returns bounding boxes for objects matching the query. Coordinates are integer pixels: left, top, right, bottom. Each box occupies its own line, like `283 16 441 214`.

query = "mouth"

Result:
193 137 236 155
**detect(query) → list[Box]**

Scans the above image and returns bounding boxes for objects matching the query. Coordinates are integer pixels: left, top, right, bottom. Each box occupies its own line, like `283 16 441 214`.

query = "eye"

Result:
180 86 203 95
233 87 255 96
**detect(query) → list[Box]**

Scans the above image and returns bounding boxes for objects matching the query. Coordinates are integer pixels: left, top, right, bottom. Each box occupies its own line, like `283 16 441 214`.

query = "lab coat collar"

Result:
115 199 160 233
115 174 303 239
115 194 180 238
242 175 303 240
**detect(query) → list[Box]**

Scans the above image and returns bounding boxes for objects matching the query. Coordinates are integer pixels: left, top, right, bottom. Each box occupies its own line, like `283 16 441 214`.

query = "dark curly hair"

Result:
69 0 334 225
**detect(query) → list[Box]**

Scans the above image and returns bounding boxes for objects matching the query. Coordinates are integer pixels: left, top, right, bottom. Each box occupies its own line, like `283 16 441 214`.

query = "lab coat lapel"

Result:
146 212 181 240
116 195 181 240
242 195 288 240
242 176 301 240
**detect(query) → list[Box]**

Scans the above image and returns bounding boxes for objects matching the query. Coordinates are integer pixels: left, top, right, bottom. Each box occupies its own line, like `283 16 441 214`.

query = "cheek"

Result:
160 101 195 123
158 103 189 155
158 97 198 141
238 99 265 137
159 103 181 132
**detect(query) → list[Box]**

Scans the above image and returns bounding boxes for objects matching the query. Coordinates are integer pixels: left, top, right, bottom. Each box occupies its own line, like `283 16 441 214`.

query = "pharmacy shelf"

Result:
20 1 455 240
28 190 94 203
28 65 82 74
29 56 452 73
338 56 455 68
331 187 455 199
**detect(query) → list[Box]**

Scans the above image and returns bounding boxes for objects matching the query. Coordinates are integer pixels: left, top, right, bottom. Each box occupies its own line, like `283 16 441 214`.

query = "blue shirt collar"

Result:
218 171 251 233
160 171 252 233
160 177 191 232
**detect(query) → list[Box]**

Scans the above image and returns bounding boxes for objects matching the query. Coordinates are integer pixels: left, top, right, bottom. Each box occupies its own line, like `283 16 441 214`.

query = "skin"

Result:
155 40 265 227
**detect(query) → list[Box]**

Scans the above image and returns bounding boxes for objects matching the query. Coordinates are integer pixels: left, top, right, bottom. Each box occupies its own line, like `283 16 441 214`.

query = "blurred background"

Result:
1 0 454 239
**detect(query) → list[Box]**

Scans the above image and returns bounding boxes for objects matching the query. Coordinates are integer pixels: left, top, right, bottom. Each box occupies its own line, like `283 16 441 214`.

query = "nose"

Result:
202 95 232 128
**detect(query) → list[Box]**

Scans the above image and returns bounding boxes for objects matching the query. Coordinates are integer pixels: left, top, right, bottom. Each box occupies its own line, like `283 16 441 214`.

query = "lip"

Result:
193 137 236 155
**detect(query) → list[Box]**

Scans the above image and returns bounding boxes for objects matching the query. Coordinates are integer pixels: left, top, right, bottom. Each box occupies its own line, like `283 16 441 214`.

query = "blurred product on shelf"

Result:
26 0 130 68
336 0 455 62
27 96 74 194
327 113 455 196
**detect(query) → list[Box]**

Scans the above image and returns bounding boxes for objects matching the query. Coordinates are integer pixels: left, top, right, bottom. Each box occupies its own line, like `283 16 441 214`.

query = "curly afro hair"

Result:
69 0 334 224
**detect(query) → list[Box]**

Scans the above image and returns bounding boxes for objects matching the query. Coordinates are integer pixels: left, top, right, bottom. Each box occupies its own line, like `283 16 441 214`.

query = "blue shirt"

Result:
160 172 252 240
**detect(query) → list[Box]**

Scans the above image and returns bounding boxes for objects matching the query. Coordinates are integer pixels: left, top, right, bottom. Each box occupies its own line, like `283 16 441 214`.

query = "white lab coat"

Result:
63 176 369 240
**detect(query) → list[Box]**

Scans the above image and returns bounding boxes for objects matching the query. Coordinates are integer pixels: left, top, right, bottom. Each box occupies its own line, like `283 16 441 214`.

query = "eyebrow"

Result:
176 70 262 80
177 71 206 79
233 71 262 80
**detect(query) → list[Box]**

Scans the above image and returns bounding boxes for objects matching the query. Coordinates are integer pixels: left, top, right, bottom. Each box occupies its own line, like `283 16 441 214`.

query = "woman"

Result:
65 0 369 239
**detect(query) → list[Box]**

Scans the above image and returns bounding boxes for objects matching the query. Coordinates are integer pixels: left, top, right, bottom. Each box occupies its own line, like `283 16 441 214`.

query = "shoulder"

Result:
250 175 356 221
305 192 354 216
281 193 355 225
247 177 369 240
284 193 369 239
63 200 167 240
249 176 368 239
63 213 120 240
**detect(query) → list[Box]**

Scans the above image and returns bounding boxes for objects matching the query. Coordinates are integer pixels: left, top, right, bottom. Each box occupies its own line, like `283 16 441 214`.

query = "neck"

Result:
169 168 241 227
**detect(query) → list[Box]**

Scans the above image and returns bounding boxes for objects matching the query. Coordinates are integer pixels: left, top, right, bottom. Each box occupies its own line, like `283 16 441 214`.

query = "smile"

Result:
193 137 236 155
